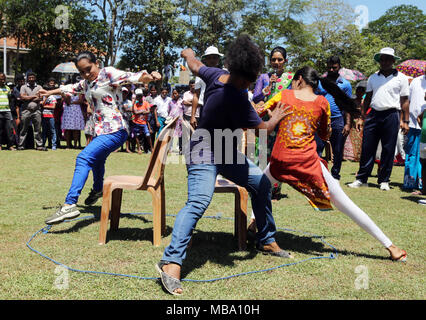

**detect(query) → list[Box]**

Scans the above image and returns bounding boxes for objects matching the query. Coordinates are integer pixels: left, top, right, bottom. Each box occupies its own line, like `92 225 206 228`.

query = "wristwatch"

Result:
403 120 409 124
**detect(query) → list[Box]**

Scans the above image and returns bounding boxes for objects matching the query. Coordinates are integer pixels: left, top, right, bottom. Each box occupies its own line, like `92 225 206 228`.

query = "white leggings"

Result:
251 163 393 248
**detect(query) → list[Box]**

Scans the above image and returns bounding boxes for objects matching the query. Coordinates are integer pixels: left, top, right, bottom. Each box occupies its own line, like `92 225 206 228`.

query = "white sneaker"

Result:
380 182 390 191
347 180 368 188
45 204 80 225
418 199 426 205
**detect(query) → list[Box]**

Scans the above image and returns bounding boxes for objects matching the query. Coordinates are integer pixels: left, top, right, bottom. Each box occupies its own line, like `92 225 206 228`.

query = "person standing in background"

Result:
404 72 426 192
18 72 45 151
315 56 352 181
0 73 16 150
41 78 60 150
349 48 410 191
190 46 223 129
153 87 171 135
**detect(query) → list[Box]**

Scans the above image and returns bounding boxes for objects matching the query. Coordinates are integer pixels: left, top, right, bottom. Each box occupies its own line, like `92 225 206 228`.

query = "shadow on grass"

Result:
48 208 175 241
401 195 424 203
48 207 389 273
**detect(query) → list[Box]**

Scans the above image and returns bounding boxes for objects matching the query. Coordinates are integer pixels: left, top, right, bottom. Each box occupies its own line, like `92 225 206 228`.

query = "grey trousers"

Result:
19 109 43 148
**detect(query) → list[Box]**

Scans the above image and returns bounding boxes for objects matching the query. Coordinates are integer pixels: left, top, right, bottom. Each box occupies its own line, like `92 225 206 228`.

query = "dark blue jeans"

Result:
316 116 345 180
162 156 278 266
356 109 400 184
42 117 57 148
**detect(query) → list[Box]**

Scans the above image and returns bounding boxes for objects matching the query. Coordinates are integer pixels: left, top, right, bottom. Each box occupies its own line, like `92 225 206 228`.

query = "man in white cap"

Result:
349 47 410 191
190 46 223 129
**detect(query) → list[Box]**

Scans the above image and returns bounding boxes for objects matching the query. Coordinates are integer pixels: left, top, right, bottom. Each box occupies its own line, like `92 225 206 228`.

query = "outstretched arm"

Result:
181 48 204 77
252 102 292 135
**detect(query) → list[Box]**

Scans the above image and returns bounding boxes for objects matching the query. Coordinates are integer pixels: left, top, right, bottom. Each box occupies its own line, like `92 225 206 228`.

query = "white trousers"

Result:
251 162 393 248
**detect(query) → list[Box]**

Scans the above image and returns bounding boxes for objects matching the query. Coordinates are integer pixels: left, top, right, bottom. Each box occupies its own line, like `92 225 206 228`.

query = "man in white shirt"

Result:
403 74 426 191
182 79 198 123
190 46 223 129
153 86 171 135
349 48 410 191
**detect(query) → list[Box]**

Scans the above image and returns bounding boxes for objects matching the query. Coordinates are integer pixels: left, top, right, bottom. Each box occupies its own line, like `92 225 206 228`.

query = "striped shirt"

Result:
0 85 11 112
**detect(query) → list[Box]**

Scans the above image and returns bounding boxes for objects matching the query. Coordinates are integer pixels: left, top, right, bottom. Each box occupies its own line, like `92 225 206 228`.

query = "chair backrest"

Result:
140 117 179 189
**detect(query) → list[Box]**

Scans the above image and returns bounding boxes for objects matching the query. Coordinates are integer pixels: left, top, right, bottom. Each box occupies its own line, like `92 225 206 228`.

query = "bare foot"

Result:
387 245 407 261
162 263 183 295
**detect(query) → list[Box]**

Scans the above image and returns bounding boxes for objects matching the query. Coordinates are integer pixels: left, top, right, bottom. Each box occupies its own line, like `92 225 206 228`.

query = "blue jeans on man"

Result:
316 115 346 180
162 155 278 266
356 109 400 184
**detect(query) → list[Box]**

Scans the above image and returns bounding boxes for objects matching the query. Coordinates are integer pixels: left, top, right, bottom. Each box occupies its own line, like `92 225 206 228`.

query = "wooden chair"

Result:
183 121 249 250
98 117 179 246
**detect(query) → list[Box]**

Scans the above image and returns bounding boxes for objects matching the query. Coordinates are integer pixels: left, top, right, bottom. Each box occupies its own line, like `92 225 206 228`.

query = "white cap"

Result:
202 46 223 58
374 47 400 62
135 88 143 95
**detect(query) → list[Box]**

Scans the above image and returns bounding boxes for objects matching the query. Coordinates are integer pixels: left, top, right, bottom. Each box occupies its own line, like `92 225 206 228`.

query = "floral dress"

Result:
60 67 147 137
258 89 333 211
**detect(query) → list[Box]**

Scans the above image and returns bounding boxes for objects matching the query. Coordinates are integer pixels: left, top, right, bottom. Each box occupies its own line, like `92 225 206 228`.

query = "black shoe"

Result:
84 189 103 206
17 147 25 151
36 147 48 151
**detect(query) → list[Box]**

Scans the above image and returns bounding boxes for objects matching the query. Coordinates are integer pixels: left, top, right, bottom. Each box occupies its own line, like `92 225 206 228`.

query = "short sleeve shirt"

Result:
20 83 42 112
408 75 426 129
194 76 206 106
0 85 11 112
190 66 262 164
317 77 352 118
367 70 409 111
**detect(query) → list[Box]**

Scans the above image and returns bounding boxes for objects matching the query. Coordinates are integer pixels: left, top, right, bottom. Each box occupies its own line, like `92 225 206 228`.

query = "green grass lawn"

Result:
0 144 425 300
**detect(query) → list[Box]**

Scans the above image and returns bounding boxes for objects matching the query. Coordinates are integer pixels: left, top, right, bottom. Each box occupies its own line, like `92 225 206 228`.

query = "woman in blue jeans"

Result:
156 35 293 295
40 51 161 225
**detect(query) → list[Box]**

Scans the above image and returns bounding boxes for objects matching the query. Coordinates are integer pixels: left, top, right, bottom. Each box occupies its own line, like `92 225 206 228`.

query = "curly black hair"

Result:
225 34 264 83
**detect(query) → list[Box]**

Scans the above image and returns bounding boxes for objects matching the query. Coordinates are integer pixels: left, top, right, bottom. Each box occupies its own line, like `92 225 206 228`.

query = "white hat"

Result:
374 47 400 62
135 88 143 95
202 46 224 58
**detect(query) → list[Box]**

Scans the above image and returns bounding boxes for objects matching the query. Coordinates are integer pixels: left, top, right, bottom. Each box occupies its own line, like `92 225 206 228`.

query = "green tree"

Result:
184 0 245 56
362 5 426 60
0 0 106 81
118 0 187 75
84 0 138 66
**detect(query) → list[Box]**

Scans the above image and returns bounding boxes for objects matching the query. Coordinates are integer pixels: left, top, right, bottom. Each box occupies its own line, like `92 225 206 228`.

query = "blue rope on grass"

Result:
26 212 338 283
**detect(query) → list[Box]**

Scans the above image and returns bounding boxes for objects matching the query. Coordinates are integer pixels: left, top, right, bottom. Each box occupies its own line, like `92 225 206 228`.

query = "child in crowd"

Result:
132 88 153 154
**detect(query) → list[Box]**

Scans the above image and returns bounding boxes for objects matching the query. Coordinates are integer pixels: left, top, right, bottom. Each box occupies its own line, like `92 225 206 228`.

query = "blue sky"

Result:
346 0 425 21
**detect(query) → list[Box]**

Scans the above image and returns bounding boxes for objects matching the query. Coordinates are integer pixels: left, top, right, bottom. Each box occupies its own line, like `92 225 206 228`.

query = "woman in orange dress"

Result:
250 66 407 261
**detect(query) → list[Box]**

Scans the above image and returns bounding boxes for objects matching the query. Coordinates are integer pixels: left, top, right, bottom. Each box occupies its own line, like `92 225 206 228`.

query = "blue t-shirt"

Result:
188 66 262 164
317 76 352 118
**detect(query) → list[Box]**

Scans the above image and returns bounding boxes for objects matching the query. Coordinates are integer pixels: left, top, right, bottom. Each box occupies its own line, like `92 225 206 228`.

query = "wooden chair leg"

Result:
99 184 112 245
110 188 123 231
160 179 166 236
149 186 162 246
235 187 248 251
